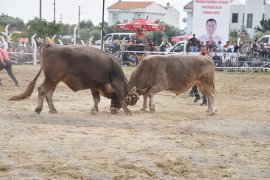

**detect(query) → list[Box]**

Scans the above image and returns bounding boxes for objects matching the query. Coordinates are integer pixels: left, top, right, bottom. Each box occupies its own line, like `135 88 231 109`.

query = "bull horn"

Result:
128 86 137 95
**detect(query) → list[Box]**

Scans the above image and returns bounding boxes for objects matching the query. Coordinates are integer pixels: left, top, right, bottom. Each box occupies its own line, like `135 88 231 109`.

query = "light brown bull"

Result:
126 54 217 115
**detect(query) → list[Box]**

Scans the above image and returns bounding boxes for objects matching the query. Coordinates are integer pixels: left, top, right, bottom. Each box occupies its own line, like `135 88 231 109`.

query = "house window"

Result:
113 13 118 24
232 13 238 23
247 14 253 28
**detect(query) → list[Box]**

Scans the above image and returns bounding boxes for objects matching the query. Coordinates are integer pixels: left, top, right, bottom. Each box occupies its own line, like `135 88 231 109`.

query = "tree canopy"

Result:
255 18 270 33
0 14 183 45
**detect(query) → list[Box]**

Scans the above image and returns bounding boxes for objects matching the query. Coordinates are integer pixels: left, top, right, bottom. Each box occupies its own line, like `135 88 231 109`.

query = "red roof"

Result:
108 1 153 10
184 0 193 10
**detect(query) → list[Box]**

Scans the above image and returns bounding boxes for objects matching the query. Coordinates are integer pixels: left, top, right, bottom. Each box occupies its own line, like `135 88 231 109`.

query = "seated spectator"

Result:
222 53 230 67
233 41 239 52
226 42 234 52
148 39 155 51
212 52 222 67
259 42 269 59
252 39 263 56
159 37 171 52
216 41 224 52
211 41 218 52
200 45 209 56
223 41 230 51
252 54 262 66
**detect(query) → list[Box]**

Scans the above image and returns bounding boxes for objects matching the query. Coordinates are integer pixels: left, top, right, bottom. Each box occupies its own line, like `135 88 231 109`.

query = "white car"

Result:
167 41 187 53
259 35 270 47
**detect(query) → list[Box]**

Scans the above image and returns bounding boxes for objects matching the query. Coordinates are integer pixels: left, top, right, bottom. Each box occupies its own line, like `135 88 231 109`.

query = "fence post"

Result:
73 26 77 45
31 34 37 65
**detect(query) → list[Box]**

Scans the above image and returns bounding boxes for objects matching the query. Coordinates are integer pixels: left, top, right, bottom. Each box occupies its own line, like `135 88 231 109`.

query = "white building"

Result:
107 1 180 28
184 0 270 38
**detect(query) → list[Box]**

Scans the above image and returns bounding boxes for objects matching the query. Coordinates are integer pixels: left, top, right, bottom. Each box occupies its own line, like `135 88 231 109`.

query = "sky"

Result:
1 0 191 29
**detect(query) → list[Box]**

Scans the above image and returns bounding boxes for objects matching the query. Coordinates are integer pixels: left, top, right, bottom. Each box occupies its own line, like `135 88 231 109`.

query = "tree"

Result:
0 14 25 31
25 18 65 40
79 20 94 30
255 18 270 33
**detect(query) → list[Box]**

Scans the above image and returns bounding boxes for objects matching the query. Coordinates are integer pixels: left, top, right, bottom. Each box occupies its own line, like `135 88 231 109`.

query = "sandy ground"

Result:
0 65 269 180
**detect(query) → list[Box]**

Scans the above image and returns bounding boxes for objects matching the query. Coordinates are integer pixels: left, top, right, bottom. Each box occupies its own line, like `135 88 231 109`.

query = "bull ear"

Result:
136 88 147 95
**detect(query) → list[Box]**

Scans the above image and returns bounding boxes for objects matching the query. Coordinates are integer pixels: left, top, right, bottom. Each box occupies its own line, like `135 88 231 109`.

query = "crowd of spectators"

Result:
186 34 270 67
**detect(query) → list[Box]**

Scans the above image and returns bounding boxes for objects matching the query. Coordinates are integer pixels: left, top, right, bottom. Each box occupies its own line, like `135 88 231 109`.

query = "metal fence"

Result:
7 47 270 72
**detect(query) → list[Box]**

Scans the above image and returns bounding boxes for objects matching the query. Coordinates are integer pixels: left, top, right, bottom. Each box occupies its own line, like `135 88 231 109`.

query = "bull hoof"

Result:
34 109 41 115
149 105 155 113
110 107 118 114
91 108 98 115
124 109 132 116
140 108 147 111
49 110 57 114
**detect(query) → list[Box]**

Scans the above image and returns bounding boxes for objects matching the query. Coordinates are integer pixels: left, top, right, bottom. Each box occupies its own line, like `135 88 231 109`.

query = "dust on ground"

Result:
0 65 269 179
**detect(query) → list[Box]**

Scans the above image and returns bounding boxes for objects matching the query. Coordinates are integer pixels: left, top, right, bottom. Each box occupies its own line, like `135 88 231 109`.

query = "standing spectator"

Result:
0 38 9 51
148 39 155 51
189 34 198 52
186 40 191 54
189 46 209 106
0 47 19 86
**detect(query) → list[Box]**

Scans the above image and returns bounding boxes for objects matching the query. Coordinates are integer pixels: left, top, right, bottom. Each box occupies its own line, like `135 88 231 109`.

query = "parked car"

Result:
95 33 136 52
167 41 187 53
259 35 270 47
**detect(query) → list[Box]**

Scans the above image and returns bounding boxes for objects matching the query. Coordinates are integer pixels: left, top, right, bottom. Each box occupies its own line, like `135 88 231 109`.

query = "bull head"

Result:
125 87 147 106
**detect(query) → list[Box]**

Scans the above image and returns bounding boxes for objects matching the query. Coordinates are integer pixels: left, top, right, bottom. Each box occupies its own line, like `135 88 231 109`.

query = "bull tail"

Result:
212 83 216 95
9 67 43 101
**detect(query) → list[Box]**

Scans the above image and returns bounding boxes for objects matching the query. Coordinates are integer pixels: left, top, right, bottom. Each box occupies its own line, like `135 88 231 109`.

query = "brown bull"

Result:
9 44 131 115
127 54 217 115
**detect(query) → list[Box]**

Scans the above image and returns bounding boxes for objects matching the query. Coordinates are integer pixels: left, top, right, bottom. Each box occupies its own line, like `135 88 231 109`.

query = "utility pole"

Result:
78 6 81 35
101 0 105 51
53 0 56 22
39 0 42 19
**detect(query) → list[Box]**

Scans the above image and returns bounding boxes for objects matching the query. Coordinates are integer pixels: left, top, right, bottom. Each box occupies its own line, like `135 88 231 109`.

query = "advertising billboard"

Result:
192 0 231 45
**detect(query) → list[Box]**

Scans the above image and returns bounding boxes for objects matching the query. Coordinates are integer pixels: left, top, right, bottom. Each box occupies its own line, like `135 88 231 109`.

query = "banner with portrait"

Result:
192 0 231 45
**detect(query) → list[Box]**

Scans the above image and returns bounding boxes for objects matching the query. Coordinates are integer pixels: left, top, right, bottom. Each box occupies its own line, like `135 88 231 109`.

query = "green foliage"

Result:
1 14 182 46
26 18 65 39
229 29 238 42
0 14 25 31
79 20 94 30
255 18 270 33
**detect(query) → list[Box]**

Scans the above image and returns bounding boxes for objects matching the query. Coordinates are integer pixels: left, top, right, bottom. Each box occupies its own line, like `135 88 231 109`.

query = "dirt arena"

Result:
0 65 269 179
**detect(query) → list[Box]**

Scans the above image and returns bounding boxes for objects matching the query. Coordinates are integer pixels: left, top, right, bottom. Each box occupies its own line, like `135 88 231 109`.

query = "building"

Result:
107 1 180 28
184 0 270 38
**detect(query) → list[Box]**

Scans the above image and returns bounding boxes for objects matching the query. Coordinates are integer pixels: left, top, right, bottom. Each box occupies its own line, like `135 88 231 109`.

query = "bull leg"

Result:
35 80 51 114
200 82 216 115
46 87 57 114
148 85 165 112
113 83 131 115
207 94 216 115
91 90 100 115
141 94 148 111
110 99 120 114
35 80 58 114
